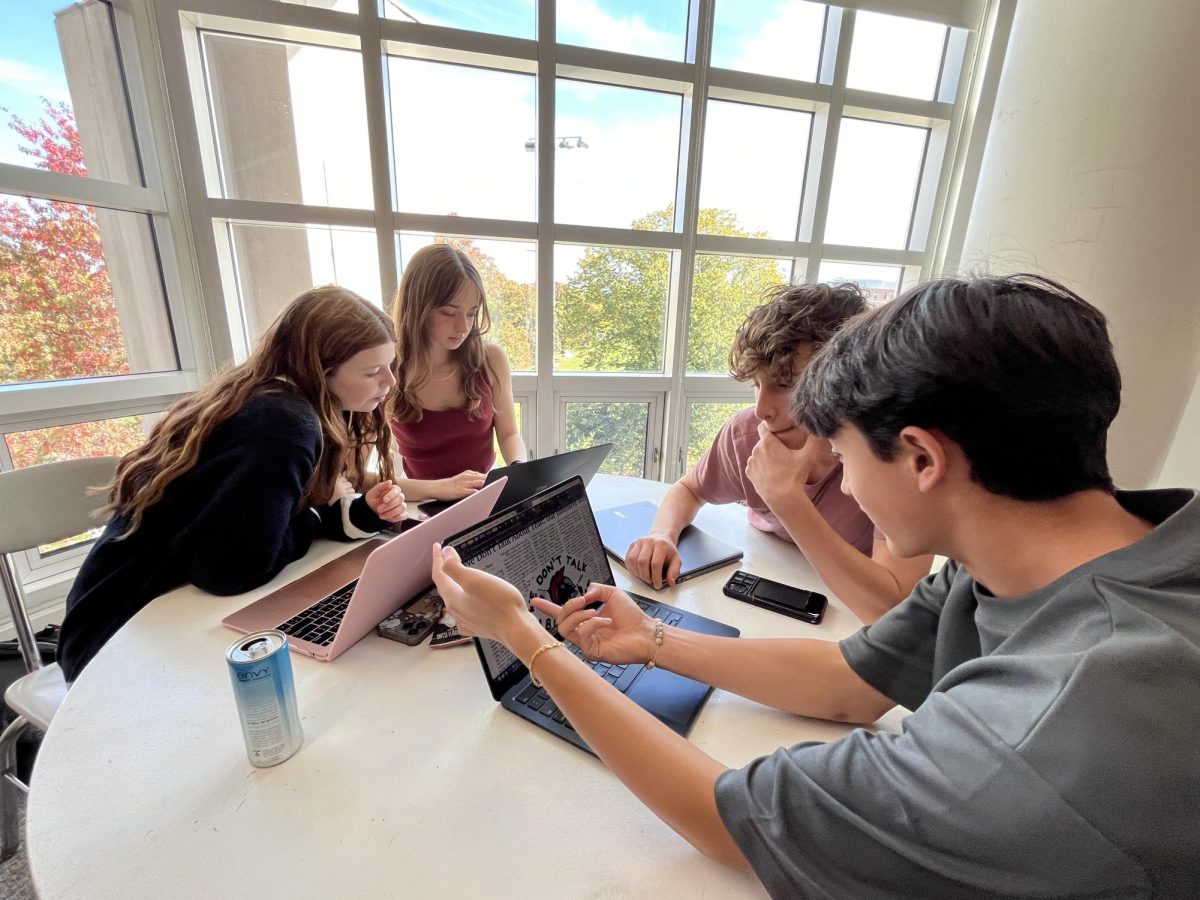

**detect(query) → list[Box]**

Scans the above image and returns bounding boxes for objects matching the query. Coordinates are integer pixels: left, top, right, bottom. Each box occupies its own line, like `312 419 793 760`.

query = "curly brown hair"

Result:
729 282 870 383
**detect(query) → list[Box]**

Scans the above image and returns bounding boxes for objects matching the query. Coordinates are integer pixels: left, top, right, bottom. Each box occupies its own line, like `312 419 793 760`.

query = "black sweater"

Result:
58 387 384 681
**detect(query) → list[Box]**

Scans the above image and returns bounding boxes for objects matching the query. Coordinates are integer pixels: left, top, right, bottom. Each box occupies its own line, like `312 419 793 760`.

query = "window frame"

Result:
0 0 214 628
0 0 1016 630
161 0 1010 487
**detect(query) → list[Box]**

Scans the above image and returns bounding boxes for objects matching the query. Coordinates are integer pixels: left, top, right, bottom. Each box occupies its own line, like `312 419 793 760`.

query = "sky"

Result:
0 0 950 300
0 1 75 167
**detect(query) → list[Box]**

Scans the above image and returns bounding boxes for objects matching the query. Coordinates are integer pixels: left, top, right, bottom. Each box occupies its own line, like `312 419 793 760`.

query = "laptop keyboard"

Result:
276 579 358 647
511 597 684 731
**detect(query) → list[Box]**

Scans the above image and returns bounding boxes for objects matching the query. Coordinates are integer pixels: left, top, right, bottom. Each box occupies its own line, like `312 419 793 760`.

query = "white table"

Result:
27 474 905 898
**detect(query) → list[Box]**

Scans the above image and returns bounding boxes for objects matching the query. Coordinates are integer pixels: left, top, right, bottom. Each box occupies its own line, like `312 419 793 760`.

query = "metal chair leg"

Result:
0 714 30 862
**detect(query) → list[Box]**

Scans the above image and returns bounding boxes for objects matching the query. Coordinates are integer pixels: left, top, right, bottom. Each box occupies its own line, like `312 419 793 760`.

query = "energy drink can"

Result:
226 630 303 767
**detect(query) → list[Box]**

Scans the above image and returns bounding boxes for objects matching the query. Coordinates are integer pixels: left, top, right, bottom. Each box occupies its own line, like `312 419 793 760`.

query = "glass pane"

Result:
1 194 177 386
699 101 811 241
847 11 947 101
555 244 669 373
397 234 537 373
557 0 688 61
555 80 681 231
565 402 648 478
711 0 826 82
382 0 533 39
6 416 153 555
200 33 372 208
818 260 901 306
388 59 535 220
688 254 792 373
223 221 382 341
492 401 523 461
0 1 142 184
823 119 927 250
686 402 752 469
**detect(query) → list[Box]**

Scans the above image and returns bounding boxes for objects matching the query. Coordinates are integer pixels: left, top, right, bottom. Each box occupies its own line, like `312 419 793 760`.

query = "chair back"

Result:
0 456 121 671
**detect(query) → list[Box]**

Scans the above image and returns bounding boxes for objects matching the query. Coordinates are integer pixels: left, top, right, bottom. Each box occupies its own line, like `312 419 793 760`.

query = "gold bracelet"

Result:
645 620 665 669
528 641 565 689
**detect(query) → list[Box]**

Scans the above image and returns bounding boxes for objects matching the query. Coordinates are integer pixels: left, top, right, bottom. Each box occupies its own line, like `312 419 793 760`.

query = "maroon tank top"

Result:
390 371 496 480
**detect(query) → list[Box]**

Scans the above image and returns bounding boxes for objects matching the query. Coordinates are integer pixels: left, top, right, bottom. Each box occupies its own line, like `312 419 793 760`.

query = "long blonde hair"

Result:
390 242 492 422
108 286 399 535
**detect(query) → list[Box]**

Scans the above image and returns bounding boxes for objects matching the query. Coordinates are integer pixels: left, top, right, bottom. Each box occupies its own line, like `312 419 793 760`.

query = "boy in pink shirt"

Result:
692 406 875 553
624 283 933 623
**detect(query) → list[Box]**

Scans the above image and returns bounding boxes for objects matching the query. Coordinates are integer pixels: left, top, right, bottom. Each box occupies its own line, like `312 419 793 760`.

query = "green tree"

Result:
554 207 671 373
686 209 788 372
685 401 752 469
564 402 647 477
556 206 781 477
554 206 786 373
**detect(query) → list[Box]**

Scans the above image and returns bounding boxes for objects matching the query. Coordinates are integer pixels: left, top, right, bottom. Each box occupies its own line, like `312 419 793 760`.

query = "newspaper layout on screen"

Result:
446 480 612 683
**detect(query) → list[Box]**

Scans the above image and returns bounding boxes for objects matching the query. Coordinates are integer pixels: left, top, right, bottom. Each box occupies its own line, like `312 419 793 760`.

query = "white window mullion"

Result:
357 0 397 307
927 0 1017 277
803 7 856 283
152 0 236 367
0 163 165 214
535 0 557 459
661 0 716 484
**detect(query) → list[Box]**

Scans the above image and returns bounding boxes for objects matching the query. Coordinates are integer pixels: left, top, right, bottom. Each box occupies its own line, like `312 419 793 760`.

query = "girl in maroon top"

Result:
389 243 527 501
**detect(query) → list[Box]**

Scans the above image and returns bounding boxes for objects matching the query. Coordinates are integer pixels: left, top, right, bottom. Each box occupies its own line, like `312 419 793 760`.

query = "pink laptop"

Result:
222 478 507 661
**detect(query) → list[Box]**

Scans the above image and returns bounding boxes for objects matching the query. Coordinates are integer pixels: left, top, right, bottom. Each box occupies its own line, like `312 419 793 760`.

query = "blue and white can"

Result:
226 630 303 767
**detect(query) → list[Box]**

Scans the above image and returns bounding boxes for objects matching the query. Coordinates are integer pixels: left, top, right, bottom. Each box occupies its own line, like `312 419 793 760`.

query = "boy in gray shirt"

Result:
432 274 1200 897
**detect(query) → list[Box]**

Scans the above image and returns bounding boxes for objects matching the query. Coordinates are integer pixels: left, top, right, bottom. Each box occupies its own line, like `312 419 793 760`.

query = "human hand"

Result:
365 479 407 522
623 533 683 590
323 475 354 507
431 543 530 644
531 584 656 665
438 470 487 499
745 421 832 506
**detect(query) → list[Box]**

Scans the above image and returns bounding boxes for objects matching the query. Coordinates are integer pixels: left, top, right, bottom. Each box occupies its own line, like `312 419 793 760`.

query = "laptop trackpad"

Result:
626 668 711 734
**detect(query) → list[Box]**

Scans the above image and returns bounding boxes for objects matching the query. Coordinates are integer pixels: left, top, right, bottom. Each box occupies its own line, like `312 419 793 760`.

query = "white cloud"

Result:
699 99 809 240
0 57 72 106
556 0 680 59
730 1 825 81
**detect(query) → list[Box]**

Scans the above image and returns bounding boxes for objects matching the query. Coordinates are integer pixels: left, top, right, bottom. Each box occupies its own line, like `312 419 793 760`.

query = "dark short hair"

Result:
792 274 1121 500
729 282 869 383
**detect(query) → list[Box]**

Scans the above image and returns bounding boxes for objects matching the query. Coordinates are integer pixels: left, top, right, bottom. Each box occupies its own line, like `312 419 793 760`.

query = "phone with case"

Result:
376 585 444 645
722 570 828 624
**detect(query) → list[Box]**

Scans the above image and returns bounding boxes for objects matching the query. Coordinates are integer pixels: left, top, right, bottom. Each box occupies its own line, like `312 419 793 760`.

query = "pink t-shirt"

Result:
691 408 877 555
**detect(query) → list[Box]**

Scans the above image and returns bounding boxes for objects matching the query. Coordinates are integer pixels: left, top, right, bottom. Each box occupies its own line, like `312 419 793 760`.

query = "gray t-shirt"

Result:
715 488 1200 898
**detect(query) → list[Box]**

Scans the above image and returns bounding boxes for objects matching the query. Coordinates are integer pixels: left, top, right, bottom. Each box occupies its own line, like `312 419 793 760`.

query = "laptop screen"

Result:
444 477 613 693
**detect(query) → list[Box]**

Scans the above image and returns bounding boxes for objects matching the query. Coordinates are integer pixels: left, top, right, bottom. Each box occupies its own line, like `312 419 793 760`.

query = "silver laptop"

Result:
594 500 743 583
222 478 507 661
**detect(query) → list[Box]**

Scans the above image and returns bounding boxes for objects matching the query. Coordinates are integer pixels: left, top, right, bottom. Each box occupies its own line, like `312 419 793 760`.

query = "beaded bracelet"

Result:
528 640 565 688
645 620 665 669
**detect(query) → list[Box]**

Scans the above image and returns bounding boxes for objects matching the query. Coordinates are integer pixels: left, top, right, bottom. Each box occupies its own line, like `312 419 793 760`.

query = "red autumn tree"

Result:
1 101 146 468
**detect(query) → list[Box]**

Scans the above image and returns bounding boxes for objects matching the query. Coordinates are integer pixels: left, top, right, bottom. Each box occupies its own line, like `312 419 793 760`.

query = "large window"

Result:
0 1 199 627
1 0 1007 629
169 0 995 483
4 0 999 482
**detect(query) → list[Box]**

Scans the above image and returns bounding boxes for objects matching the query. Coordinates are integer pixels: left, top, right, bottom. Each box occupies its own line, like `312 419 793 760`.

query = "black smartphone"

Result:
722 570 827 624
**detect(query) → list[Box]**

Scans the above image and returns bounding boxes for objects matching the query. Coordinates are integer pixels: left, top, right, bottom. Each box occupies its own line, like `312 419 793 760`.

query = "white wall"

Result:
1158 371 1200 488
960 0 1200 488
